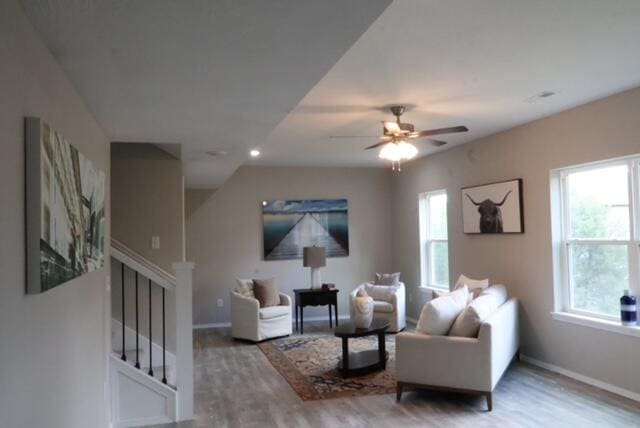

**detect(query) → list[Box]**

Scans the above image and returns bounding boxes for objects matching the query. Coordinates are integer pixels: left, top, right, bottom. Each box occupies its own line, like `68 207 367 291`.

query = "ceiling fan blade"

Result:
412 125 468 138
429 139 447 147
329 135 380 139
365 140 391 150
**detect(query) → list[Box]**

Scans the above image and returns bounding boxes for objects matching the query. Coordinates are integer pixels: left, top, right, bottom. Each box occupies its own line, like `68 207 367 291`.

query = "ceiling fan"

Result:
331 105 468 171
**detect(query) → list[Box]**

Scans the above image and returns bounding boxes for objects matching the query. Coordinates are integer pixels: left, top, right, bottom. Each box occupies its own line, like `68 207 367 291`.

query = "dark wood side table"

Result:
334 319 390 378
293 288 339 334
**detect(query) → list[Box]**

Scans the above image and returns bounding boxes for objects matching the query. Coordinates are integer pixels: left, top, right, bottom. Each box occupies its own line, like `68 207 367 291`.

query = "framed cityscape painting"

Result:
461 178 524 234
25 117 106 293
262 199 349 260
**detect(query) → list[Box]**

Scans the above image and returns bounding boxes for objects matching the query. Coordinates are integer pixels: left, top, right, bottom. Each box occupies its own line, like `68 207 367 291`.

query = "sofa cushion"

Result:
417 286 469 335
253 278 280 308
259 305 289 320
449 285 508 338
454 274 489 301
235 279 255 299
373 300 394 313
365 283 400 303
375 272 401 285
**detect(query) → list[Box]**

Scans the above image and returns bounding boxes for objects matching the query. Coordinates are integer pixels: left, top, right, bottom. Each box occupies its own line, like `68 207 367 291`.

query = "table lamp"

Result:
303 246 326 290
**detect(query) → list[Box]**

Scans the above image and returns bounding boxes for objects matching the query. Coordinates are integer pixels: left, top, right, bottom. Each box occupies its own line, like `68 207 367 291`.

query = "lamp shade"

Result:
303 246 326 268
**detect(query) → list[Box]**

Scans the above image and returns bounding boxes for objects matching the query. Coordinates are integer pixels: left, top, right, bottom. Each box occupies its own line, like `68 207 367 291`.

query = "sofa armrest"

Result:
349 283 368 319
478 298 519 390
396 331 491 391
230 291 260 339
279 292 292 307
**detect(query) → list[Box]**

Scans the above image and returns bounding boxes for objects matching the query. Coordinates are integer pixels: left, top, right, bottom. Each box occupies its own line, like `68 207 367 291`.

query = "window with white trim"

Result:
419 190 449 289
554 156 640 321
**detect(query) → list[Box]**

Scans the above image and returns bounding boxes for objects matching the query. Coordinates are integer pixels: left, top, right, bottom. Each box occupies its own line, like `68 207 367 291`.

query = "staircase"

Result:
110 239 194 427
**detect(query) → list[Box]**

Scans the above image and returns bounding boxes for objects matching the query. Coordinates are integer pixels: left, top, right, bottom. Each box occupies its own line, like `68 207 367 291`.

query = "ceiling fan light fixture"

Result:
378 141 417 162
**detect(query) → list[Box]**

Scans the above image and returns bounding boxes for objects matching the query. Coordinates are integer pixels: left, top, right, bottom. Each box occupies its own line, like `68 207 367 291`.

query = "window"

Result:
554 157 640 321
419 190 449 288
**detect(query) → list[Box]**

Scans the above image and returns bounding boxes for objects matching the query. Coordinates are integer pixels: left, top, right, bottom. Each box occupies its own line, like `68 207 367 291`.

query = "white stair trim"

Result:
111 238 176 291
110 355 176 428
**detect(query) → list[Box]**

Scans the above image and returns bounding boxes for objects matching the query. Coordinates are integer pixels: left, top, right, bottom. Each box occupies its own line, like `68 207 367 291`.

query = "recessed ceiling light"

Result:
250 149 260 157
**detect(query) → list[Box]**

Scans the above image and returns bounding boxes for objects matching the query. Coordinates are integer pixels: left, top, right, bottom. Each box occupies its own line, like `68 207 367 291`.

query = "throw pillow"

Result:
454 274 489 300
252 278 280 308
374 272 401 285
416 286 469 335
235 279 255 299
449 286 507 338
364 283 400 303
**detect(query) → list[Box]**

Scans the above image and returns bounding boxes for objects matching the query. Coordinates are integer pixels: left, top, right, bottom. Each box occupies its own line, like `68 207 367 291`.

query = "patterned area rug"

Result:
258 334 396 400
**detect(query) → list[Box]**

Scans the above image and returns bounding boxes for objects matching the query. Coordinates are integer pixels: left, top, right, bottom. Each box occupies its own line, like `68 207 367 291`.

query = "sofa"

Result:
349 282 406 333
230 279 292 342
396 298 519 410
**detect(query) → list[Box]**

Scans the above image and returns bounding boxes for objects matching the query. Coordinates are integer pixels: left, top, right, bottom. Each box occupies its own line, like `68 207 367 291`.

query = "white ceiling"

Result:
20 0 392 188
257 0 640 168
21 0 640 187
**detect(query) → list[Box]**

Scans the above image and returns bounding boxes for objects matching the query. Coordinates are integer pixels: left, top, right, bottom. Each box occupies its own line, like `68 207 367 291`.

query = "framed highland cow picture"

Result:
461 179 524 234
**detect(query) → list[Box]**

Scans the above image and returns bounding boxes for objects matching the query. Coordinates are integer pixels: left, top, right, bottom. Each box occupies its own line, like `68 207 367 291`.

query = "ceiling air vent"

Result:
524 90 559 104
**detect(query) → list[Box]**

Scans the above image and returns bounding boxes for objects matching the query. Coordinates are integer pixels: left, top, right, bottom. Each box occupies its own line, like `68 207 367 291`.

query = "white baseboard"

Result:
193 321 231 329
194 314 350 330
521 354 640 403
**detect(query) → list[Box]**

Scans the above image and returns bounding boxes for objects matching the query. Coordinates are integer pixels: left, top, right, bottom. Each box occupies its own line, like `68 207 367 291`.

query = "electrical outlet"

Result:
217 298 224 308
151 236 160 249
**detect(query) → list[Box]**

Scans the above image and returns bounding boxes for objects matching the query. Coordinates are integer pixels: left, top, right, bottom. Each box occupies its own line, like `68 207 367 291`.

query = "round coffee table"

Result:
334 318 390 378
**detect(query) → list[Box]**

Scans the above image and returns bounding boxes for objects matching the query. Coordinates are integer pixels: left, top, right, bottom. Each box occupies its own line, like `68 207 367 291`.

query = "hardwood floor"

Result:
154 322 640 428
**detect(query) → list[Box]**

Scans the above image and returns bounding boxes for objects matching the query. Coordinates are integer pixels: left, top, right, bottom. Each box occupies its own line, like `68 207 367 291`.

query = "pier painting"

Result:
262 199 349 261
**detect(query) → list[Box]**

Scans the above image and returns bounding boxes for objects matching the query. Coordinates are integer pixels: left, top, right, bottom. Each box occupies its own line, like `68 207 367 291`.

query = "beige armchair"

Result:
396 298 519 410
231 279 292 342
350 282 406 333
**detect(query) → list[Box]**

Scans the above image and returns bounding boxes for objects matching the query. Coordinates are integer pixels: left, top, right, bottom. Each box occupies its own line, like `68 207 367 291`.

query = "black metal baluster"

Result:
135 272 140 369
148 279 154 377
121 263 126 361
162 287 167 384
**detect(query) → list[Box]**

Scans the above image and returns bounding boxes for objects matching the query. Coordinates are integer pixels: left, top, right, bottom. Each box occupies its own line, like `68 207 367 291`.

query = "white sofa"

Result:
350 282 406 333
230 280 292 342
396 298 519 410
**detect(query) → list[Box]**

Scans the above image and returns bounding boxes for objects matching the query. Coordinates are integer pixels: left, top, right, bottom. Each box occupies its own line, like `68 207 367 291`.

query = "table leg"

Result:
329 304 333 328
295 303 299 332
342 337 349 376
379 332 386 369
334 302 339 326
300 306 304 335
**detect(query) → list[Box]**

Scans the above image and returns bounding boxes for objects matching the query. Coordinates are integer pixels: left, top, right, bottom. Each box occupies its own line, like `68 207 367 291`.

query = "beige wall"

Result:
186 166 392 325
0 1 110 427
391 87 640 395
111 143 184 273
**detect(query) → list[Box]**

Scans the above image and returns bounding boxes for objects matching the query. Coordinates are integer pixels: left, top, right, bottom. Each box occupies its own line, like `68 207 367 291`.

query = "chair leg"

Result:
396 382 404 401
486 392 493 411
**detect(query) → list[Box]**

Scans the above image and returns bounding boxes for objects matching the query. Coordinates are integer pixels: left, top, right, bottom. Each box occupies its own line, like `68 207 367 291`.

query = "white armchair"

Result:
396 298 519 410
350 282 406 333
231 279 292 342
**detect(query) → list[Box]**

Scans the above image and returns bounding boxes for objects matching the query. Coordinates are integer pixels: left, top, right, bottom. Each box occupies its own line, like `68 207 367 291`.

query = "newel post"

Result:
173 261 195 421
